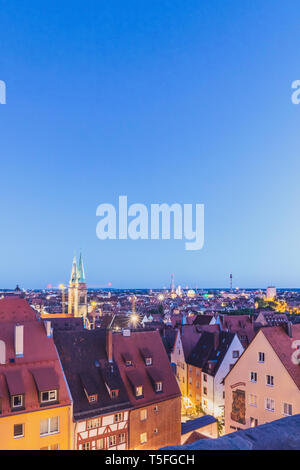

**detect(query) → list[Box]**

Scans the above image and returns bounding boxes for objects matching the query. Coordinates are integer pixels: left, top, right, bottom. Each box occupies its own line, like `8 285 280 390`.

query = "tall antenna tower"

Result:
230 273 233 291
170 273 175 292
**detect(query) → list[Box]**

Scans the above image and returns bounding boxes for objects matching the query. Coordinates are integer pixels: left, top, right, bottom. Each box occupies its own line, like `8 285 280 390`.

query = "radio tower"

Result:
170 273 175 293
230 273 233 292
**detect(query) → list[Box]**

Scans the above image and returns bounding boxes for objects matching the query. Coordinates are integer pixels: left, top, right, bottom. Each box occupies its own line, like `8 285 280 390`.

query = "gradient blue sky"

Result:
1 0 300 289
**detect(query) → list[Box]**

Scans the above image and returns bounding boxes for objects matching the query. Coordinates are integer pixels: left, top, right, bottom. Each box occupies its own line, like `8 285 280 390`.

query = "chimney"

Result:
106 328 113 363
44 320 52 338
15 324 24 357
287 321 293 338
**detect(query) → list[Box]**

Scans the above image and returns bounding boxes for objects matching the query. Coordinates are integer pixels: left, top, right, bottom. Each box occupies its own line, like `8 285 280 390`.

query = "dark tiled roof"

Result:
187 331 235 376
31 367 59 392
113 330 181 406
54 329 131 420
181 415 217 435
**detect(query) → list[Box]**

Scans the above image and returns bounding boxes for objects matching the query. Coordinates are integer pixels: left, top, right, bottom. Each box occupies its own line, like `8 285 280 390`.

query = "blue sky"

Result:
1 0 300 289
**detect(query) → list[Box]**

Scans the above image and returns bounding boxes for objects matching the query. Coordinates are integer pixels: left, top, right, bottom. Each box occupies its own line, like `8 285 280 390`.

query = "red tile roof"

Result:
113 330 180 407
0 298 71 417
262 324 300 390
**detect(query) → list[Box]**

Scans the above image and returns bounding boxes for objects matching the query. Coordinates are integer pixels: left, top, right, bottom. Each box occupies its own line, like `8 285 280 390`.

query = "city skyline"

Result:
1 1 300 288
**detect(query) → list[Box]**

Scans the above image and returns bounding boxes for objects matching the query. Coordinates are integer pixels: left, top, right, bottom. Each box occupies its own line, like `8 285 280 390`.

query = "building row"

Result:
0 298 181 450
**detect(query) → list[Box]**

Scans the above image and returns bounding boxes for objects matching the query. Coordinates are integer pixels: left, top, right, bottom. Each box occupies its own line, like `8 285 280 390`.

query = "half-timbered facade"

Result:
54 328 132 450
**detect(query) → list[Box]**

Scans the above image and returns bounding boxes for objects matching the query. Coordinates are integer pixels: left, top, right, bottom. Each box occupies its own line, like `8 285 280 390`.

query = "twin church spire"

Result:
70 253 85 284
68 252 87 317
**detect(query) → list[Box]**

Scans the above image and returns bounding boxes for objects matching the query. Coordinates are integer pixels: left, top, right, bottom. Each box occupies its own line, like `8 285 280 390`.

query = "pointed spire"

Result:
70 255 77 283
77 252 85 283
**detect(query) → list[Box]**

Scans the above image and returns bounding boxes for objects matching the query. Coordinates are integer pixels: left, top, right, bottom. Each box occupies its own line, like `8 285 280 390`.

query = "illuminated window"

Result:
136 386 143 397
140 432 147 444
145 357 152 366
154 405 159 412
87 418 101 429
250 417 258 428
40 416 59 436
14 423 24 439
249 394 257 407
140 409 147 421
96 438 104 449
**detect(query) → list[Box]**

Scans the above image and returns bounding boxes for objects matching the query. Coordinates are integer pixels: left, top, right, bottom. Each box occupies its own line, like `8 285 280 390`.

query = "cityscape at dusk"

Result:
1 0 300 457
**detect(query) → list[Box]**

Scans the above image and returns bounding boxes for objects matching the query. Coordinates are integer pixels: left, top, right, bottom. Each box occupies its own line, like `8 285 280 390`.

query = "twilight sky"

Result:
1 0 300 289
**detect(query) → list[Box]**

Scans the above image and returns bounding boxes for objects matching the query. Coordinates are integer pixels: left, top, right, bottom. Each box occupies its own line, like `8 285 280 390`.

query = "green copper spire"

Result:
70 255 77 283
77 252 86 283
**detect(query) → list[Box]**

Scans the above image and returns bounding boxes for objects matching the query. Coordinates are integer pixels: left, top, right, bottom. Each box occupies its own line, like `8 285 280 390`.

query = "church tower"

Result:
68 253 88 318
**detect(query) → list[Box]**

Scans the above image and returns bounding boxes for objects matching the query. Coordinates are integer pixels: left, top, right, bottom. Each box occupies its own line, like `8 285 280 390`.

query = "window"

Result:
40 416 59 436
196 369 200 377
145 357 152 366
232 350 239 358
140 409 147 421
196 394 200 401
265 398 275 412
136 386 143 397
258 352 265 363
88 395 97 403
154 428 158 435
249 394 257 407
41 390 57 403
96 438 104 449
119 433 126 444
250 417 258 428
109 435 116 447
87 418 101 429
189 377 192 384
203 387 207 395
189 366 192 373
223 391 225 399
154 405 158 412
14 423 24 439
283 403 292 416
140 432 147 444
250 372 257 383
266 375 274 386
40 444 59 450
155 381 162 392
196 381 200 389
114 413 122 423
111 390 119 398
12 395 23 409
203 374 207 382
125 360 132 366
82 442 90 450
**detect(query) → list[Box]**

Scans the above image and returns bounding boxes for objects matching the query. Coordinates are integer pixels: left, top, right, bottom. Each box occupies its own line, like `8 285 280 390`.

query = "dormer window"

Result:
141 348 153 366
110 389 119 399
126 360 132 366
41 390 58 404
136 386 143 397
12 394 23 409
155 381 162 392
88 394 97 403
